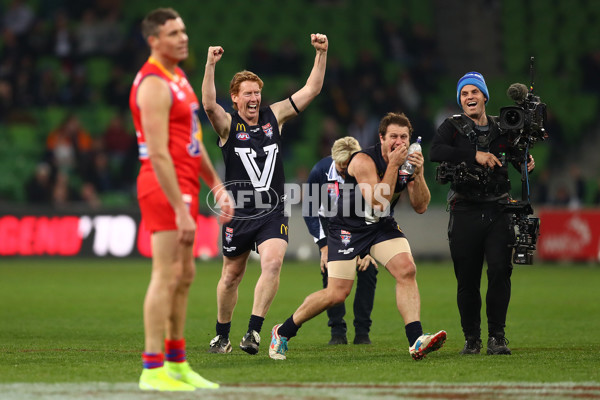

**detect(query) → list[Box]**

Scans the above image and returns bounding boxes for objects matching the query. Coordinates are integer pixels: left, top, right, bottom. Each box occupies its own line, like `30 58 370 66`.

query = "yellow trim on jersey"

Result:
148 57 180 82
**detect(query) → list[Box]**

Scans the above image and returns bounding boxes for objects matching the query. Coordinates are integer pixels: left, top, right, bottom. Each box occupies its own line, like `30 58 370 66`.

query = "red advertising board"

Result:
537 209 600 261
0 213 220 258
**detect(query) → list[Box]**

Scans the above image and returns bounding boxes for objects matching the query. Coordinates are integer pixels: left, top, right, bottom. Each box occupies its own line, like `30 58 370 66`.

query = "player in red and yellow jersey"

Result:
129 8 233 392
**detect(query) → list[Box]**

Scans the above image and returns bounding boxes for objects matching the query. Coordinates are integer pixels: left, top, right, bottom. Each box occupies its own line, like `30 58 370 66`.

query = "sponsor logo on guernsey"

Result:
250 127 260 133
236 123 246 132
262 123 273 139
236 132 250 141
340 230 351 246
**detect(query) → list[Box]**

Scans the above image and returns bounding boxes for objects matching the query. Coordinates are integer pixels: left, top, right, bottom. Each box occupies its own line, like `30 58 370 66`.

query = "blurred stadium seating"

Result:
1 0 599 207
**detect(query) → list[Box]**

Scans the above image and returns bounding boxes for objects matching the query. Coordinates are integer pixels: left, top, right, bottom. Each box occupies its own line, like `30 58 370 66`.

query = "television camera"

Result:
436 57 548 264
499 57 548 150
499 57 547 264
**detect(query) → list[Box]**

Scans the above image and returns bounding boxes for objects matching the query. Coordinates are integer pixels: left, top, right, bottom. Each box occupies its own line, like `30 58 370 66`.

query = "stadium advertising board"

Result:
537 209 600 261
3 208 599 261
0 213 219 258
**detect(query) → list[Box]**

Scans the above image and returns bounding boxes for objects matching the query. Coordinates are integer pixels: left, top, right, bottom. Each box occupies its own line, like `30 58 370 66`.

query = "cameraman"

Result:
430 72 534 356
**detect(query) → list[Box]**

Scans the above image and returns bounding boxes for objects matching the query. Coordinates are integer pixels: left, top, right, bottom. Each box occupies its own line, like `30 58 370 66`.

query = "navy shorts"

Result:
327 217 406 262
222 213 289 257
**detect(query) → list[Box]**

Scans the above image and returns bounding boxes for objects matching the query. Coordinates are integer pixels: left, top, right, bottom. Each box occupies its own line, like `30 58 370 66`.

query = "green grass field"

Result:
1 258 599 398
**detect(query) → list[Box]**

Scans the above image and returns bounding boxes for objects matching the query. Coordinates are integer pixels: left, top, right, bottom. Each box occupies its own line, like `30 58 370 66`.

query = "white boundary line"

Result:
1 382 600 400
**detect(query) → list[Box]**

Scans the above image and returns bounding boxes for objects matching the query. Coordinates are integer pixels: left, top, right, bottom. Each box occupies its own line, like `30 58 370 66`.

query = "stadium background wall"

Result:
1 205 599 262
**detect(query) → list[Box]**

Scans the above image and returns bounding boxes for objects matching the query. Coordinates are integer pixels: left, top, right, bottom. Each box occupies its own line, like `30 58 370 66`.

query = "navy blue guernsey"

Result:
221 107 285 218
303 156 345 249
331 143 409 230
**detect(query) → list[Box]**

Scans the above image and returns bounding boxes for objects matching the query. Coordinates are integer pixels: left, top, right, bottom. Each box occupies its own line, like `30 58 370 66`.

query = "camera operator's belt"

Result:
453 180 510 199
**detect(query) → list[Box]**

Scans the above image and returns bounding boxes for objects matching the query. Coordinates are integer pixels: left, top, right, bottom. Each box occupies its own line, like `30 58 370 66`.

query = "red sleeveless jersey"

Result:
130 58 203 199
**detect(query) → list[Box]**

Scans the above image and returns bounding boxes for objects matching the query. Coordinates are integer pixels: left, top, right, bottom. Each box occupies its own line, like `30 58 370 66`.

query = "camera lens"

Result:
505 109 521 127
499 106 525 130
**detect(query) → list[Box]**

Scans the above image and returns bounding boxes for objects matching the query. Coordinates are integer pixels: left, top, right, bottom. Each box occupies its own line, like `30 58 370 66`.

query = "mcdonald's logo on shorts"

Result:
280 224 288 236
236 123 246 132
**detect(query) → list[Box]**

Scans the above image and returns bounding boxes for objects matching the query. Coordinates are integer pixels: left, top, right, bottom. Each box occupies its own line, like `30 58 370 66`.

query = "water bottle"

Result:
400 136 422 176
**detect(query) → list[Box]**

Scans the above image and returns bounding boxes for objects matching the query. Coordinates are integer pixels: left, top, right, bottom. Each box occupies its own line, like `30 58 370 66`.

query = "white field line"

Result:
1 382 599 400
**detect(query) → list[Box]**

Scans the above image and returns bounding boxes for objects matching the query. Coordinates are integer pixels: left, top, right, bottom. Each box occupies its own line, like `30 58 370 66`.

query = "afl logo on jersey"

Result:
262 123 273 139
236 132 250 141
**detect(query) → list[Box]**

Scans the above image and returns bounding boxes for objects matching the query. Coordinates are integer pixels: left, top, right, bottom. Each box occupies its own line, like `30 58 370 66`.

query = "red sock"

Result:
165 338 186 363
142 352 164 369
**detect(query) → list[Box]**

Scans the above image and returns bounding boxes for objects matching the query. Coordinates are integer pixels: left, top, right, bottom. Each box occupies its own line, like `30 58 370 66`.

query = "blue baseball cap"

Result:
456 71 489 107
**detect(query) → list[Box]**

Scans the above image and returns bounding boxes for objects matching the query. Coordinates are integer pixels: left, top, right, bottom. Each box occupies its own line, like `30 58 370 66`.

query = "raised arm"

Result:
271 33 328 126
138 76 195 245
202 46 232 143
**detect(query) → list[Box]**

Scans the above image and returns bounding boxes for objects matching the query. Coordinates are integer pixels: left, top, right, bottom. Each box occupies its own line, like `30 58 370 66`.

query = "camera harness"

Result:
442 114 510 199
447 114 500 152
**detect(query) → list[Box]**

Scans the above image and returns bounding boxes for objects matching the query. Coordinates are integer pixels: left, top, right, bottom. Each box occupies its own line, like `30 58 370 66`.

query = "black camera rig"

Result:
436 162 490 186
500 57 546 264
436 160 541 265
499 57 549 151
499 198 540 265
436 57 547 265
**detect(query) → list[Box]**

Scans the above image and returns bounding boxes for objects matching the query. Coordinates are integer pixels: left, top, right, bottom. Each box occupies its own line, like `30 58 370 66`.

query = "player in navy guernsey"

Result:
304 137 378 345
202 34 328 356
270 112 447 361
222 107 285 217
331 140 411 231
